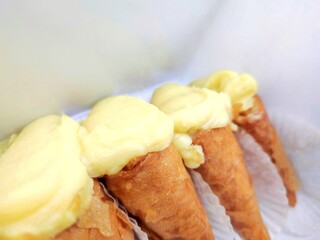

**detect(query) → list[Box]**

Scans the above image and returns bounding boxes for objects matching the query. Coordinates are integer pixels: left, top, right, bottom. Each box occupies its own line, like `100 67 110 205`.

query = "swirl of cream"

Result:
190 71 258 111
80 95 174 177
151 83 232 132
0 115 93 239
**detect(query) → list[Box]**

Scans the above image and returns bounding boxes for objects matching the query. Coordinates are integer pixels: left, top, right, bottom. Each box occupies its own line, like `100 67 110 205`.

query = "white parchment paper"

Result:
189 170 235 240
269 112 320 240
236 130 288 238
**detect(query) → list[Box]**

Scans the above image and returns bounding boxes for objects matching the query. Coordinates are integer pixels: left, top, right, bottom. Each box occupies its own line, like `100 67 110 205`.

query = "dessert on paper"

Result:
0 70 317 240
151 83 269 239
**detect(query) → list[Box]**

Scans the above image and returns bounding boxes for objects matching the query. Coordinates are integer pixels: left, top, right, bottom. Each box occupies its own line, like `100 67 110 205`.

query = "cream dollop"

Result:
151 83 232 132
80 95 174 177
151 83 232 168
190 71 258 111
0 115 93 240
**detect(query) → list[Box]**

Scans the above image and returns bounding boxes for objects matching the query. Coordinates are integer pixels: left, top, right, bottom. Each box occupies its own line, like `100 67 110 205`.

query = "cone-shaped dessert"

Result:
80 95 214 240
191 71 300 206
151 83 270 240
0 115 134 240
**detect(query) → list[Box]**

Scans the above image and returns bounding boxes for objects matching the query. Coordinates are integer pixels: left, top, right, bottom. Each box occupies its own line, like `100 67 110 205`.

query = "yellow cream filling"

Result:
80 95 174 177
190 70 258 111
0 115 93 240
151 83 232 132
151 83 232 168
172 133 204 169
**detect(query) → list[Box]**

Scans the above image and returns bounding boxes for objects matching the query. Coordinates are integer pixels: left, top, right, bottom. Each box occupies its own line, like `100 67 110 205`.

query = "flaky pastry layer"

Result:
193 127 270 240
234 95 300 206
55 180 134 240
105 145 214 240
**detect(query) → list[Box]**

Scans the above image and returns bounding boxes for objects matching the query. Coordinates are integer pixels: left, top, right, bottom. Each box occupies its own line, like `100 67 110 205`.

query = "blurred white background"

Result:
1 0 319 139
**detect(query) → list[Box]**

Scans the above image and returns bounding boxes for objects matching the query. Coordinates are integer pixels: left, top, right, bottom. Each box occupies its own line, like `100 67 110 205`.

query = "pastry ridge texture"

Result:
55 180 134 240
105 144 214 240
234 95 300 206
193 127 270 240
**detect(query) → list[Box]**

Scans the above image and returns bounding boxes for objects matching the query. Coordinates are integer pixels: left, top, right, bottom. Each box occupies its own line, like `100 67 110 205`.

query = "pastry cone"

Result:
56 180 134 240
80 96 214 239
193 127 270 240
234 95 300 206
190 70 300 206
105 144 214 240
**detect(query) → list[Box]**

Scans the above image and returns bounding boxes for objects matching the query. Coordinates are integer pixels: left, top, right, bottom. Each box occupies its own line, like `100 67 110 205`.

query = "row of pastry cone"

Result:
73 76 298 239
101 71 299 239
0 70 299 240
0 96 211 239
61 83 297 239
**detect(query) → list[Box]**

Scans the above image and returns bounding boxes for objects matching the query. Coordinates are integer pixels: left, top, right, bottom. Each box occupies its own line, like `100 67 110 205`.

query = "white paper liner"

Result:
99 182 148 240
189 170 236 240
235 129 289 239
268 111 320 239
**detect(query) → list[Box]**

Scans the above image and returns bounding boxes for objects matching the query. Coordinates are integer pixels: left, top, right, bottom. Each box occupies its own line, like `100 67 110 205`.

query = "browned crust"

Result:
105 144 214 240
234 95 300 206
55 180 134 240
193 127 270 240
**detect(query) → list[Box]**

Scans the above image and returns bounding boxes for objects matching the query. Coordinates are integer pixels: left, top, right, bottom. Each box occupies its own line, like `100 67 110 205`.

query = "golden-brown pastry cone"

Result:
105 144 214 240
234 95 300 206
193 127 270 240
56 180 134 240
